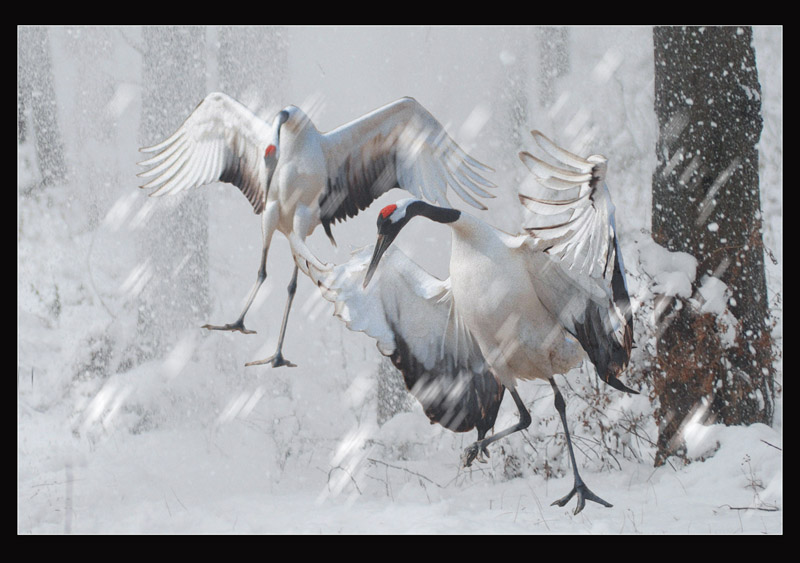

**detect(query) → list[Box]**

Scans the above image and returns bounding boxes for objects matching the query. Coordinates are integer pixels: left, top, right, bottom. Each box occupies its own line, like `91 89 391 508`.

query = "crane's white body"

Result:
257 106 326 269
300 130 633 399
447 215 585 388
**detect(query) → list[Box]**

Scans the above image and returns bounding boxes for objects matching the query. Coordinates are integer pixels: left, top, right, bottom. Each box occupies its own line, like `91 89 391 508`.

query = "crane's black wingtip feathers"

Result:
607 376 638 395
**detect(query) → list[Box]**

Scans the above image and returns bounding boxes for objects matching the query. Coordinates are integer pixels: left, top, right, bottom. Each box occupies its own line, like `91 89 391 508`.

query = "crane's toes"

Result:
461 442 490 467
551 483 613 515
461 444 480 467
202 321 257 335
245 352 297 368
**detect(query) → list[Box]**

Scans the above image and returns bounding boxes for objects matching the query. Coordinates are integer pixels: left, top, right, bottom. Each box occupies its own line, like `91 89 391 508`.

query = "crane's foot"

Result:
461 441 491 467
202 320 256 335
245 351 297 368
551 482 613 515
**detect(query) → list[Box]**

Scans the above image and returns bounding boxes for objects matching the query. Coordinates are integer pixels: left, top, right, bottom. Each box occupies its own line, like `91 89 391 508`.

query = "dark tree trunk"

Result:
651 26 774 466
136 26 210 361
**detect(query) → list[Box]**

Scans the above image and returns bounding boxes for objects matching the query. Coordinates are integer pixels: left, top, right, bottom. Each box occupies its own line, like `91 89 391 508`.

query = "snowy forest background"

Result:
18 26 782 534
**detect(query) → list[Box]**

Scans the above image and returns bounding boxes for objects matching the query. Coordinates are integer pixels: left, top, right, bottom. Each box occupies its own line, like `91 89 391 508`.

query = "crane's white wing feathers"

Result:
295 245 504 434
300 245 483 370
137 92 272 214
519 131 633 391
519 131 615 281
318 98 495 237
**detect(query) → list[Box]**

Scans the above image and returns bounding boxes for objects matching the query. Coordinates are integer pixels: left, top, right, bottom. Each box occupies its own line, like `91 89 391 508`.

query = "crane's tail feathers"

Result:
292 251 339 304
286 233 327 272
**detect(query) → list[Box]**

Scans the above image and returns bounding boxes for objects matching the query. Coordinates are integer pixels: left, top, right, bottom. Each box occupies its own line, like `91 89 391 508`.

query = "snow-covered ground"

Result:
18 26 782 534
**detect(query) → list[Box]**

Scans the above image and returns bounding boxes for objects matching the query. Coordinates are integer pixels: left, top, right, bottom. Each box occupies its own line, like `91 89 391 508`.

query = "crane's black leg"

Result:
462 386 530 467
468 425 493 465
245 264 298 368
201 257 266 335
203 202 277 335
548 377 612 514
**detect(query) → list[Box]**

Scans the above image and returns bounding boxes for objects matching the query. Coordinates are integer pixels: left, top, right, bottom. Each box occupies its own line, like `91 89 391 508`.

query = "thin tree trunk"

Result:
17 26 68 190
217 26 287 102
136 26 210 361
377 356 414 426
537 26 569 108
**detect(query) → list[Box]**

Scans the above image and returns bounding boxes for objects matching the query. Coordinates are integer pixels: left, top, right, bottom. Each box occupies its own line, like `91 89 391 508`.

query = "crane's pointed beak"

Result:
364 233 393 288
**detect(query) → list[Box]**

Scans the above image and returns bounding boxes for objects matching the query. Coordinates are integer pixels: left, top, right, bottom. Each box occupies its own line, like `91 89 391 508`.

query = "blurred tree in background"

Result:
18 26 67 191
136 26 210 362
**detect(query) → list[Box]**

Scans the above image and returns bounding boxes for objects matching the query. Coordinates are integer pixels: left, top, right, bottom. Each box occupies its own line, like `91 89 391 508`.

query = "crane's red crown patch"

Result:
265 145 276 158
380 204 397 219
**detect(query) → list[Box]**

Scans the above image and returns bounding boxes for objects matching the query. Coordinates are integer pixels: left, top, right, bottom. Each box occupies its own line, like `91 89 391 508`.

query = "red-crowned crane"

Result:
296 131 635 514
138 93 494 367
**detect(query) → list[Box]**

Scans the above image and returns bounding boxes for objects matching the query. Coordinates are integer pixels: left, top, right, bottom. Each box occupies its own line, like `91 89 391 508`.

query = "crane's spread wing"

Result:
137 92 272 214
519 131 634 393
318 97 495 242
295 245 504 435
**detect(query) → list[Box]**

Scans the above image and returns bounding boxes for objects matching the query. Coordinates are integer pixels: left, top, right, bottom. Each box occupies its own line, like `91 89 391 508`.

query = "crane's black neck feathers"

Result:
277 109 290 128
378 201 460 238
411 201 461 224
